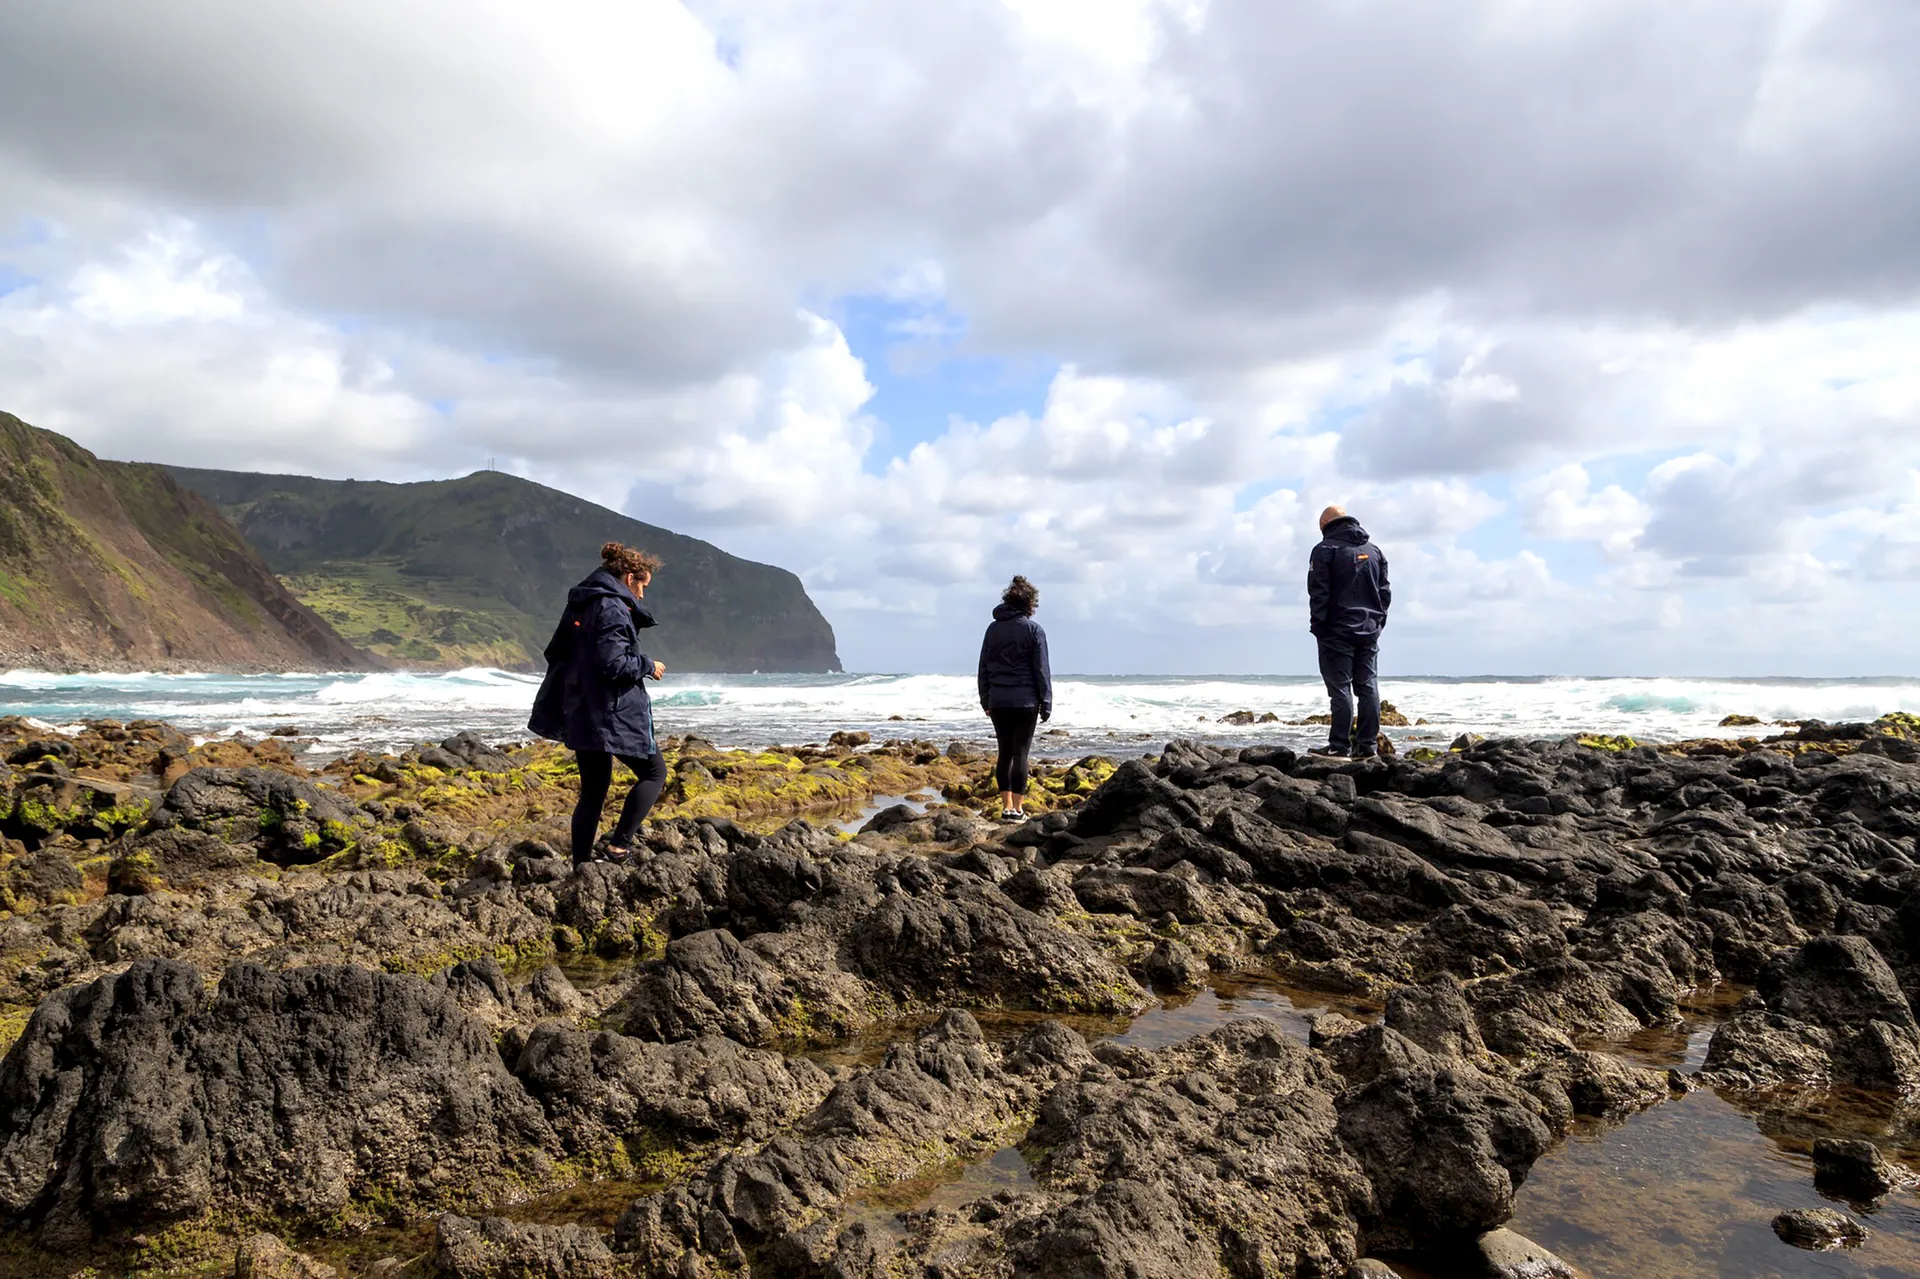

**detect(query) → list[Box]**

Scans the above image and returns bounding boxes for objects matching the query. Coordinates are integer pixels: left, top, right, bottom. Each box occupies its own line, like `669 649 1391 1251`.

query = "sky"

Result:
1 0 1917 677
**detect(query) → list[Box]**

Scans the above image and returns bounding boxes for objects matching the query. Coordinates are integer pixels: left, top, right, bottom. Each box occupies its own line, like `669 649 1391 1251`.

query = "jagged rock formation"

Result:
0 717 1915 1274
0 413 373 671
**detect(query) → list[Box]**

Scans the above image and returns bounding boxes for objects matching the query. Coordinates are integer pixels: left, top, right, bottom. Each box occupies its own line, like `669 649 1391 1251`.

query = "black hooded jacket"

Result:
977 603 1052 716
527 568 659 755
1308 516 1391 647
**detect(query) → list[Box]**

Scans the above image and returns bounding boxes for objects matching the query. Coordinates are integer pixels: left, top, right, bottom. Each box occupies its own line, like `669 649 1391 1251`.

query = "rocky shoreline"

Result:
0 713 1917 1276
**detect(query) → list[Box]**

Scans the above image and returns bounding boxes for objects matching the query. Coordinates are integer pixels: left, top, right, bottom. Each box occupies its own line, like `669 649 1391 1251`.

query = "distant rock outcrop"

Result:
0 413 373 672
170 465 842 673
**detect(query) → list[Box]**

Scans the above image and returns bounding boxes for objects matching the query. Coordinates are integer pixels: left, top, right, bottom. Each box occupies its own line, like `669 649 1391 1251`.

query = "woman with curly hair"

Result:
530 542 669 865
976 574 1052 822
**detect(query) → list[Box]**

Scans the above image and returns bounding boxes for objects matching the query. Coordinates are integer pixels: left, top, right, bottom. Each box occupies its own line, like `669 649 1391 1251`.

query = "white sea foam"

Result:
4 669 1917 760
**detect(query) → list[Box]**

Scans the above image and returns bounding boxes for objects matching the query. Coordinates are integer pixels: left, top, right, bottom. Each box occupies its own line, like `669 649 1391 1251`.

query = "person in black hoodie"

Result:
977 575 1052 822
1307 506 1391 758
529 542 669 865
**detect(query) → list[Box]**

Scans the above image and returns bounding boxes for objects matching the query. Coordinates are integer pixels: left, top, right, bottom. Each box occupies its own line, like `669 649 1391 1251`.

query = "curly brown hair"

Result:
601 541 663 581
1001 575 1039 616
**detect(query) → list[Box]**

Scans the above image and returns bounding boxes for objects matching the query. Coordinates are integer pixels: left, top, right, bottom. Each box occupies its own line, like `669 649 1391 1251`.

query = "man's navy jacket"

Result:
1308 516 1391 649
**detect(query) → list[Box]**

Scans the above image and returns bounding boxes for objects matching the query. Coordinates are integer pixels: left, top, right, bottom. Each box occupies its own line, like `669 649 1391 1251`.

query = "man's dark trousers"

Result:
1318 639 1379 756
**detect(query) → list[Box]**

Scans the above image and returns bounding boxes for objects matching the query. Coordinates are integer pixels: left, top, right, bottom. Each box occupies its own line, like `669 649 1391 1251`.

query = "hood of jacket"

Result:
567 568 655 625
992 602 1031 622
1321 515 1371 546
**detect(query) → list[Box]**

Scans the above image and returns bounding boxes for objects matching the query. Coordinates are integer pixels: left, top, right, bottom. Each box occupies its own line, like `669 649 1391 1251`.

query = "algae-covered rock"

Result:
153 766 360 864
3 773 156 843
0 848 84 911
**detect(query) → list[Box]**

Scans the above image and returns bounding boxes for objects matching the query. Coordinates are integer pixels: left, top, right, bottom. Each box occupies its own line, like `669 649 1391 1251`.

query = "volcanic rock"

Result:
0 958 558 1242
1771 1206 1866 1250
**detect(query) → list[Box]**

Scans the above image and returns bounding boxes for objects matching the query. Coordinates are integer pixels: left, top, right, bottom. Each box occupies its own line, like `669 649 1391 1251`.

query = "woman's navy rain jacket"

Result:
528 568 659 756
977 603 1052 716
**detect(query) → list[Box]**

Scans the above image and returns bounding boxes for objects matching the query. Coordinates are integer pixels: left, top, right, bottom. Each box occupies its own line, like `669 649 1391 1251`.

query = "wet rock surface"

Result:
233 1234 340 1279
0 716 1917 1274
1771 1206 1868 1250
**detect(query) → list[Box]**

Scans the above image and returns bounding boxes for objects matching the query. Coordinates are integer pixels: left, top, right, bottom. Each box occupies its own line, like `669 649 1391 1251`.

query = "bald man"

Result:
1307 505 1391 758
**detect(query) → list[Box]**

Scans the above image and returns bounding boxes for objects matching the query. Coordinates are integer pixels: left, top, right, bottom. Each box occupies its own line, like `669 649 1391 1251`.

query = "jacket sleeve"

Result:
977 631 991 711
1308 545 1331 635
592 599 649 688
1377 551 1391 623
631 601 657 674
1033 625 1052 719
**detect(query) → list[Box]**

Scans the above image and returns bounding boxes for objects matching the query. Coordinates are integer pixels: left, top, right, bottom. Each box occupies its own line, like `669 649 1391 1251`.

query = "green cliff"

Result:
168 466 842 673
0 414 375 671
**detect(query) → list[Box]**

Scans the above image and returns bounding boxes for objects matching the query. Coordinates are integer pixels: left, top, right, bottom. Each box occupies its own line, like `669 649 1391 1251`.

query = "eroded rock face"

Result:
1012 1020 1373 1278
2 722 1920 1272
1334 1034 1553 1251
0 959 559 1242
1703 934 1920 1091
510 1022 834 1159
614 1012 1093 1274
430 1214 619 1279
605 831 1149 1048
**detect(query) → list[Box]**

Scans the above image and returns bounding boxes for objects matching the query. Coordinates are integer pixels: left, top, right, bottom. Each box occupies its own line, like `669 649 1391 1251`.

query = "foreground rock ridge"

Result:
0 714 1918 1275
0 412 374 673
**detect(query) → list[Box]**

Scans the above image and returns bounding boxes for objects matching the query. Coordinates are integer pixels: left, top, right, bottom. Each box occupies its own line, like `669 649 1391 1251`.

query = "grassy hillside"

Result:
0 414 375 671
169 467 842 673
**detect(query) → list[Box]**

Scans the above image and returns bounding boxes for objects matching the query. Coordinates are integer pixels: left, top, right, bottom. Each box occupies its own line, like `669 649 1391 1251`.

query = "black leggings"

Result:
572 749 667 862
989 707 1040 796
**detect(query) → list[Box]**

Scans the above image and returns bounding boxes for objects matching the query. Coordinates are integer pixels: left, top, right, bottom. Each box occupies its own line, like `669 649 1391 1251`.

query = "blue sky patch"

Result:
833 293 1055 472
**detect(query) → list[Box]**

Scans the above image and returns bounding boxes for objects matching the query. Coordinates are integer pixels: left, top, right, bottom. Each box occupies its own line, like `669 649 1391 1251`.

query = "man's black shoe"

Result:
1350 750 1379 760
1308 745 1348 757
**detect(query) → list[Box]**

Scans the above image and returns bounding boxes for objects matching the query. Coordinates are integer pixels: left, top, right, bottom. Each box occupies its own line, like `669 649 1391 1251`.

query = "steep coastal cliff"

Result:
171 466 843 673
0 414 373 672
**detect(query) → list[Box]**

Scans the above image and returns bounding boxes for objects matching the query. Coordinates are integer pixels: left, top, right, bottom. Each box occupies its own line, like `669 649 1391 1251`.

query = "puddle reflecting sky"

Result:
1511 1088 1920 1279
1104 975 1379 1051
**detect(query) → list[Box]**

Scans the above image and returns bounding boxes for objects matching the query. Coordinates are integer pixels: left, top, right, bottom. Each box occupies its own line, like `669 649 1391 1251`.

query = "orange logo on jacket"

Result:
1356 553 1369 560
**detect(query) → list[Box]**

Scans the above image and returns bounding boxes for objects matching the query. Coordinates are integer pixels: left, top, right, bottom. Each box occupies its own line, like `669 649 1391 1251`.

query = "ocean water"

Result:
3 669 1918 762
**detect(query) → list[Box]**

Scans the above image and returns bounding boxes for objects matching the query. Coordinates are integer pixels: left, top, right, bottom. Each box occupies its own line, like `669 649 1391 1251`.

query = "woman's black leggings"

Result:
572 749 667 862
989 707 1040 796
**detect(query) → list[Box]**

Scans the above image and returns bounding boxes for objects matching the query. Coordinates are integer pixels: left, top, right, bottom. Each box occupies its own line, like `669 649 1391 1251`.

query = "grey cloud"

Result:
962 0 1920 374
1637 436 1908 570
1336 339 1598 479
6 0 1918 396
0 0 1105 384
